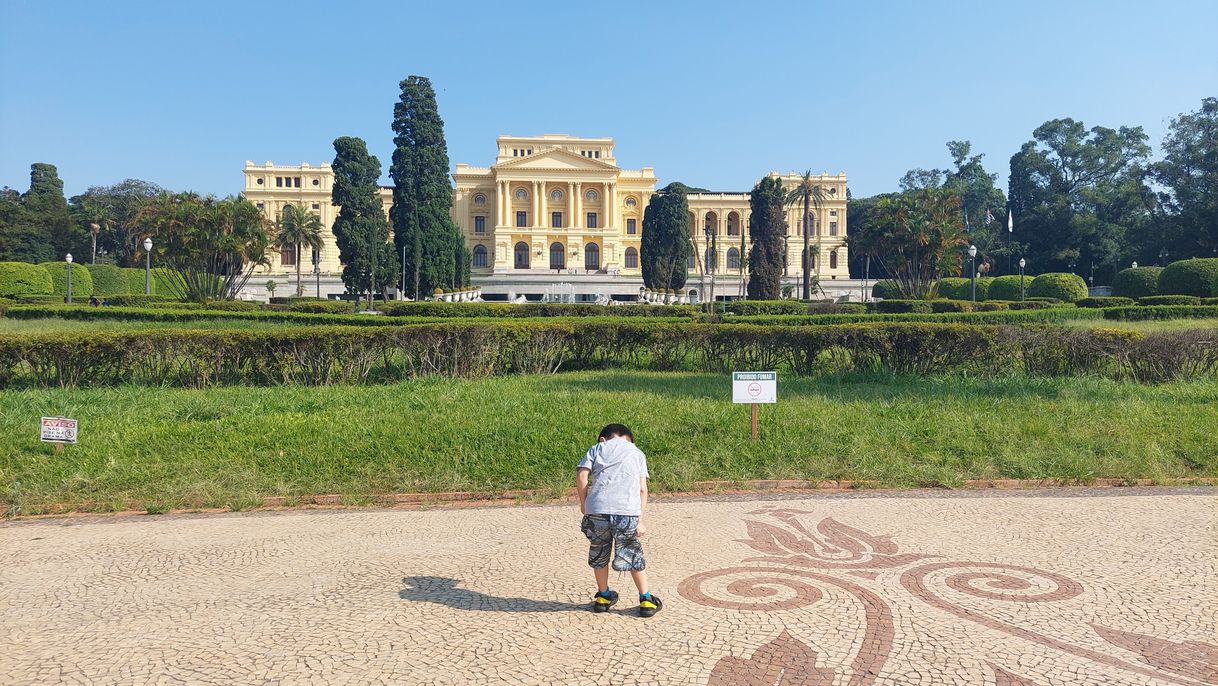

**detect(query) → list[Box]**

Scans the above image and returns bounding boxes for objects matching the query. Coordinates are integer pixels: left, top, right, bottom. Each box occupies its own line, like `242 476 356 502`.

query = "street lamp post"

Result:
65 253 73 304
401 243 407 300
313 252 321 299
1018 258 1026 301
142 237 153 295
968 245 978 301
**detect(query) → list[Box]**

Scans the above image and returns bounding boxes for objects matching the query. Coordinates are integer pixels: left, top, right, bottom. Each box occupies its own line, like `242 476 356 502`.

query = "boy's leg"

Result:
594 565 611 593
629 570 648 596
581 515 618 611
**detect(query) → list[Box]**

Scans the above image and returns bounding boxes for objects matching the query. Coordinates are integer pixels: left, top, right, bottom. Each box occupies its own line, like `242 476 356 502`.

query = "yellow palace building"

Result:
242 134 849 295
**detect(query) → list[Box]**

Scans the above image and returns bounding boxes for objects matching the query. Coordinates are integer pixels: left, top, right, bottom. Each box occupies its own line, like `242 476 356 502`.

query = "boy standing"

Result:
576 423 662 617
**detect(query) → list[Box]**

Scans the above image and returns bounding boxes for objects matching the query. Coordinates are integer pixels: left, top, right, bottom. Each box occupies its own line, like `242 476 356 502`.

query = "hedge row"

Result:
375 301 700 318
1077 296 1136 308
2 321 1213 388
873 272 1088 303
724 307 1104 326
718 300 867 316
1139 295 1201 306
1103 306 1218 321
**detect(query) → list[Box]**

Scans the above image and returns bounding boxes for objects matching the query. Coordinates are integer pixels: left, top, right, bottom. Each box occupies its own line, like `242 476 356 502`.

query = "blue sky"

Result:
1 0 1215 199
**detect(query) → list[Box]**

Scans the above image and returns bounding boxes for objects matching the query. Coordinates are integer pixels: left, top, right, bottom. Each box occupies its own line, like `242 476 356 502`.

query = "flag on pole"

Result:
1007 210 1014 233
985 208 994 225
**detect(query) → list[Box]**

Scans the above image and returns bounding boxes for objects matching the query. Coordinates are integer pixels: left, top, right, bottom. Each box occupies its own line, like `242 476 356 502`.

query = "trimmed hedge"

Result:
987 275 1027 302
871 280 902 299
873 299 933 314
121 267 185 296
106 294 176 307
1139 295 1202 306
377 301 699 319
1027 273 1088 302
42 262 94 299
1077 296 1135 308
1 320 1210 389
0 262 53 298
1203 298 1218 306
87 264 129 296
1104 306 1218 321
728 308 1102 326
1158 258 1218 297
720 301 866 316
1112 267 1163 299
936 278 971 300
289 300 357 314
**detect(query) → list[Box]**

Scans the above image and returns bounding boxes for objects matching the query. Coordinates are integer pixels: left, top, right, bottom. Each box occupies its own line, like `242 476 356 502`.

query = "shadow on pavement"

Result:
399 576 591 613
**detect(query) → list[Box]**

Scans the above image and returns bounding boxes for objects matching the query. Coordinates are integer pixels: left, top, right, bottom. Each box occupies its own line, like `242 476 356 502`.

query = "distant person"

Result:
88 296 99 307
101 298 109 307
576 423 660 617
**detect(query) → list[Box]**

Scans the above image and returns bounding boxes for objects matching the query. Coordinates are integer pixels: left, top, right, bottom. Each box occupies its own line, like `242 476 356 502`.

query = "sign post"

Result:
731 372 776 440
40 416 78 453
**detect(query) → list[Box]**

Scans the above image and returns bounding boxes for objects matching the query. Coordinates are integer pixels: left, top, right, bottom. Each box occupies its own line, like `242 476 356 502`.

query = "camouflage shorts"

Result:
580 514 645 572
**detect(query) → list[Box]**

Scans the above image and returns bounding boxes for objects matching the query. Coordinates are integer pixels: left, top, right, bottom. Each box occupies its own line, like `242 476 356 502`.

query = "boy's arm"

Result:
637 477 648 536
576 467 591 514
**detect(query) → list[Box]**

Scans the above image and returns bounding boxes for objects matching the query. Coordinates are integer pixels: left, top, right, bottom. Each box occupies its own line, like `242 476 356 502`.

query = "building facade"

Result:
242 134 849 289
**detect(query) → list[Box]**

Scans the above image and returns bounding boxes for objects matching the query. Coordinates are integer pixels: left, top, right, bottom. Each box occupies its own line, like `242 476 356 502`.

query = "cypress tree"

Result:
640 182 691 290
390 75 465 298
747 176 786 299
22 163 80 261
330 137 396 298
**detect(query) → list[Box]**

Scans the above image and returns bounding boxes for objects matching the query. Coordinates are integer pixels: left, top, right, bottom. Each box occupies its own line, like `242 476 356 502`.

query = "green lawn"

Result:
2 371 1214 515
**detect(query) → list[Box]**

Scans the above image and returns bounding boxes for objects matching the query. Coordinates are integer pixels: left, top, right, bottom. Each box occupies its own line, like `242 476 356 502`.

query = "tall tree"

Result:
21 163 80 262
275 204 324 296
640 182 691 290
390 75 463 298
68 179 163 266
748 176 786 300
785 171 828 299
0 186 44 263
942 141 1013 273
1150 97 1218 261
1008 118 1153 274
331 136 396 301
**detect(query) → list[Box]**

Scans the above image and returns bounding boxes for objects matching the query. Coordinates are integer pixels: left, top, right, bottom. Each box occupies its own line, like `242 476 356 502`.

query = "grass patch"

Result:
2 371 1214 515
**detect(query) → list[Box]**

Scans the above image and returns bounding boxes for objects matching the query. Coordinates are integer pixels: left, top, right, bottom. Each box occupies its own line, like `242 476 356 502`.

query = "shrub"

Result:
122 267 185 296
0 298 9 317
972 301 1010 311
87 264 129 296
720 300 865 316
0 262 53 297
376 301 697 319
873 299 933 313
1027 273 1088 302
871 280 902 299
930 300 973 313
936 278 971 300
1203 298 1218 306
1158 258 1218 297
1007 300 1055 310
1077 296 1135 308
1104 305 1218 321
42 262 94 299
289 300 357 314
1111 267 1163 299
987 275 1027 301
13 295 66 304
1138 295 1201 306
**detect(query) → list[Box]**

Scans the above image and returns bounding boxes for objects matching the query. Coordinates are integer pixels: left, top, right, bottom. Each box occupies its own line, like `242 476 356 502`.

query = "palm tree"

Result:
785 171 828 300
275 204 324 297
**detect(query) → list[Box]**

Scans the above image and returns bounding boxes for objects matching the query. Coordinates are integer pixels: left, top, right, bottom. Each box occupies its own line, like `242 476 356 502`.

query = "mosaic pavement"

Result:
1 489 1214 685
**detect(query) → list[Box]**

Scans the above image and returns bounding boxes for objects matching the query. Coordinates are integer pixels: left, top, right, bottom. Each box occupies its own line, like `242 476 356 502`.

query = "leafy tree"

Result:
331 136 396 302
747 176 786 300
390 75 461 298
942 141 1014 274
640 182 691 290
899 168 946 192
785 171 828 299
275 204 324 296
1008 118 1153 275
69 179 163 266
0 186 45 263
857 187 968 299
24 163 83 261
1150 97 1218 261
130 193 271 301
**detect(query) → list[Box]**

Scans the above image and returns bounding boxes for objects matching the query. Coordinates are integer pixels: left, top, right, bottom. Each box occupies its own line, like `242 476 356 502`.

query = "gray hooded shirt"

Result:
577 437 650 516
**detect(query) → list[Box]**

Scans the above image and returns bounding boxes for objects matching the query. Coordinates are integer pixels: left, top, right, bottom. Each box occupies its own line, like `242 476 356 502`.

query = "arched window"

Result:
514 187 528 201
829 250 838 269
472 245 488 268
550 242 566 270
625 196 637 208
473 194 486 206
585 189 599 202
727 212 741 236
687 253 695 269
514 242 530 269
550 188 563 201
727 247 741 270
584 243 600 271
625 247 638 269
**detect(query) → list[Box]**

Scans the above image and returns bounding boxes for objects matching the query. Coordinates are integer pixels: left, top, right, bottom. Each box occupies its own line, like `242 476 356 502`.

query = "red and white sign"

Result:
732 372 777 404
40 417 78 444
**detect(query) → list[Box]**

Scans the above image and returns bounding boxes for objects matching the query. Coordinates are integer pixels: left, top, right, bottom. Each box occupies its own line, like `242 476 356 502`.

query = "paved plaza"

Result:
1 488 1214 685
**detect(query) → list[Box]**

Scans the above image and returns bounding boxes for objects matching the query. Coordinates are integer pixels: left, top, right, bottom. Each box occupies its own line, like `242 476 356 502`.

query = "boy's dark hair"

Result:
598 423 634 441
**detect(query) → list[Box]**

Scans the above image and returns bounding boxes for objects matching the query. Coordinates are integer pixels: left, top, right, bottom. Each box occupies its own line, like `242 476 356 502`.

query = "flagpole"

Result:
1007 210 1014 273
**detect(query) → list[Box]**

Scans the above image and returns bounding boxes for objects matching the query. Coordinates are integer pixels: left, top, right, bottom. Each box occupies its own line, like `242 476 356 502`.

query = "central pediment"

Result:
495 147 618 172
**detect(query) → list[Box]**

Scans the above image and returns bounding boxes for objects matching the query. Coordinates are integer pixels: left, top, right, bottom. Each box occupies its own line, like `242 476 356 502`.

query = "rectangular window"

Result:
294 177 301 188
830 221 838 236
830 210 838 217
275 177 283 187
475 216 486 234
552 212 562 228
256 202 265 209
626 218 637 235
516 211 527 228
311 203 320 210
280 242 297 267
586 213 597 229
594 151 600 159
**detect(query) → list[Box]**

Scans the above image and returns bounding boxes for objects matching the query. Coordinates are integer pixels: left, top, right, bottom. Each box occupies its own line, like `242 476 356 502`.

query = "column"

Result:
567 181 575 228
500 181 509 228
534 181 542 228
575 182 583 228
